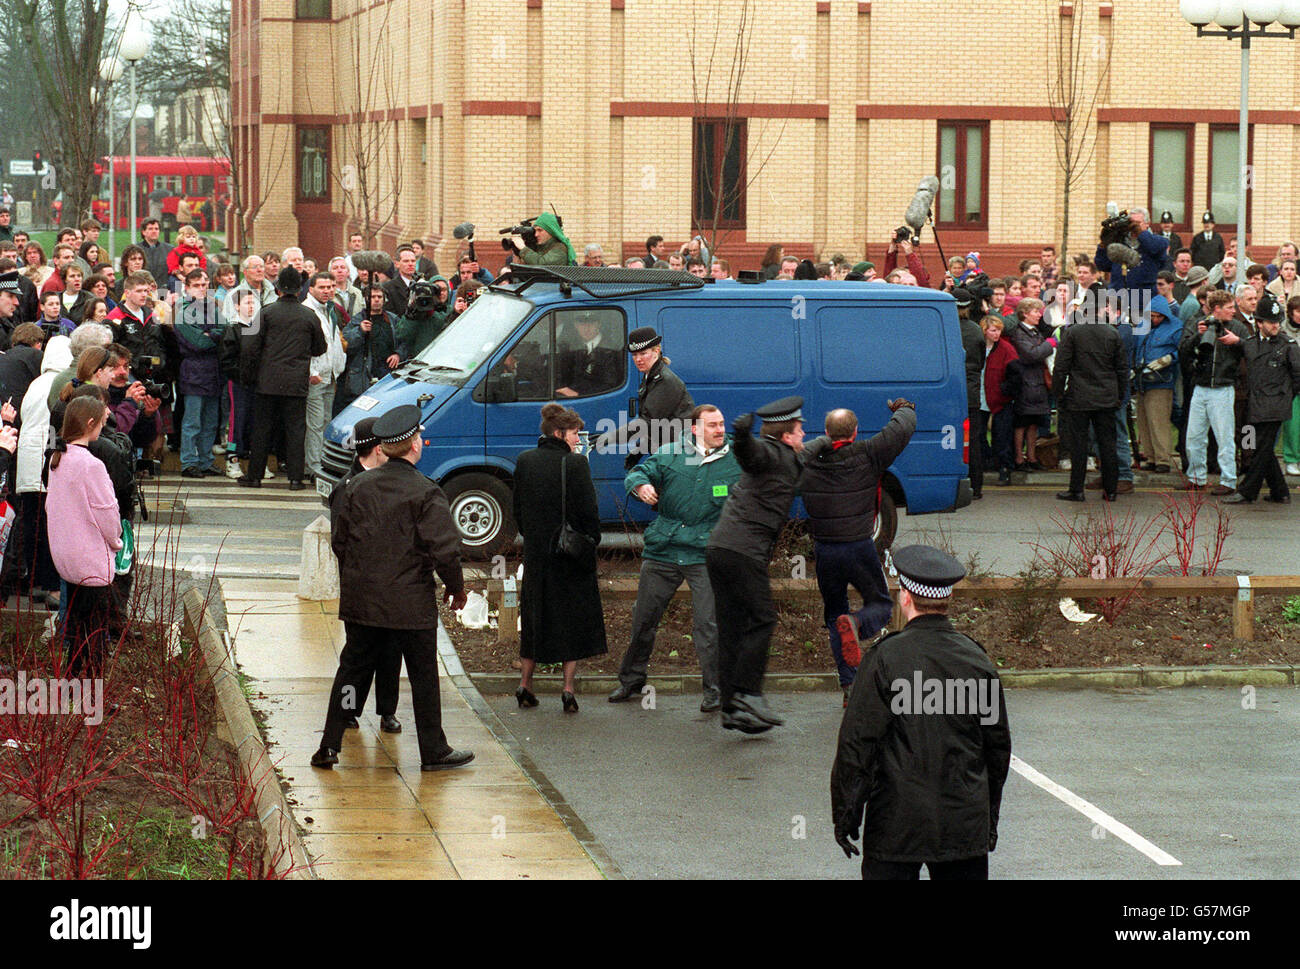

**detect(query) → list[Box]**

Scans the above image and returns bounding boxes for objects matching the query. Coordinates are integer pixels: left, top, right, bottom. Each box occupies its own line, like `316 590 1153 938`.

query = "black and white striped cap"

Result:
756 396 803 423
628 327 661 352
892 544 966 599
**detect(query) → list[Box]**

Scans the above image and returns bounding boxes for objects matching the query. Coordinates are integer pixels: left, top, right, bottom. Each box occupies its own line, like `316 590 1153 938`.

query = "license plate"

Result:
315 477 334 499
352 395 379 411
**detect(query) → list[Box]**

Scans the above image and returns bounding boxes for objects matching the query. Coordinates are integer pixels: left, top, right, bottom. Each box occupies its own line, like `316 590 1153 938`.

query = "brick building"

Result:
230 0 1300 276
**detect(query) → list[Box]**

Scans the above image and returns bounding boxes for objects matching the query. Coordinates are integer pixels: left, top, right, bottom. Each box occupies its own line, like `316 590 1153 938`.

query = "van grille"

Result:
319 440 353 491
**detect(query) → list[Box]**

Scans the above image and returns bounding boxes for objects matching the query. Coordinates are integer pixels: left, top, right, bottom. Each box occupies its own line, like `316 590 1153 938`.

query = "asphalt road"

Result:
485 686 1300 880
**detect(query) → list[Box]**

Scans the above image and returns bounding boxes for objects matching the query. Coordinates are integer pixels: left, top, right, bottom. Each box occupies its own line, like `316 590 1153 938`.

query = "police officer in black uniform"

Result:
326 416 402 734
593 327 694 469
312 405 474 771
831 545 1012 879
705 396 805 734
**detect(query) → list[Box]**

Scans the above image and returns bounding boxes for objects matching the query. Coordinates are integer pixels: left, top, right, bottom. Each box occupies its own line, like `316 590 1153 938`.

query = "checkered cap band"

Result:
628 334 660 352
763 406 802 423
898 574 954 599
380 425 421 444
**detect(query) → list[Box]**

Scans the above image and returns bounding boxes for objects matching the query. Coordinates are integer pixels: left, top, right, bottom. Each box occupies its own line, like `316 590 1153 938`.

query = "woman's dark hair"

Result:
760 244 783 268
120 244 146 277
1288 296 1300 321
23 241 46 266
78 240 100 266
540 402 584 437
52 397 106 468
81 297 109 322
60 346 116 401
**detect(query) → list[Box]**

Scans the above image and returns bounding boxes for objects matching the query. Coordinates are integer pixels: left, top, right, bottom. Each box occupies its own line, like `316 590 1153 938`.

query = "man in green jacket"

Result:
516 211 575 266
392 274 453 358
609 404 740 713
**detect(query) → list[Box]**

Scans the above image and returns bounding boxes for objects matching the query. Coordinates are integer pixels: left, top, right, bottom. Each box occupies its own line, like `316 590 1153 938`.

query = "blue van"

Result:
319 266 972 557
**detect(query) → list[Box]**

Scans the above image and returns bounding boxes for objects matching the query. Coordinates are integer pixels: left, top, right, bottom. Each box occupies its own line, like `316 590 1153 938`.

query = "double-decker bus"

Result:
92 156 230 232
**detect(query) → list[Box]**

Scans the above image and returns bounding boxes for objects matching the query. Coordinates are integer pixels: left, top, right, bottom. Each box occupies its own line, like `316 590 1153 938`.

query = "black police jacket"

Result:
1242 332 1300 424
331 457 464 630
638 358 694 425
706 417 802 564
1051 322 1129 411
831 614 1012 863
961 317 985 411
243 295 328 397
799 408 915 544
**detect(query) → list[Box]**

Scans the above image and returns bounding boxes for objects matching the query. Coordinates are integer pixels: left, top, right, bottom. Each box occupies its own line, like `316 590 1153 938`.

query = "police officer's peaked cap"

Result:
373 404 424 444
0 270 20 295
756 396 803 423
352 417 381 451
1257 291 1284 324
627 327 661 352
893 544 967 599
951 287 973 309
1160 210 1174 223
1202 210 1215 223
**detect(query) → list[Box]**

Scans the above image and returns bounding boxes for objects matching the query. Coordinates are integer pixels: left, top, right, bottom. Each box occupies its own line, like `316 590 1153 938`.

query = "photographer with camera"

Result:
392 274 453 359
1094 208 1168 300
339 286 401 414
883 228 931 288
507 212 576 267
1179 290 1250 496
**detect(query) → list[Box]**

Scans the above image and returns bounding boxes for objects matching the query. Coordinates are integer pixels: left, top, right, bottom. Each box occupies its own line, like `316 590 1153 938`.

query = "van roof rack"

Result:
494 264 708 299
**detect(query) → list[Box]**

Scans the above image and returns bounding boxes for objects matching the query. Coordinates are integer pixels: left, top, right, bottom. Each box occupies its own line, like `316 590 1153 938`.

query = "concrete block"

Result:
299 514 340 601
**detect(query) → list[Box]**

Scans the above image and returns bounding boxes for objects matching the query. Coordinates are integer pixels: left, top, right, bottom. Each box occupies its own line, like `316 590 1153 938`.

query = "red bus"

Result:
93 156 231 233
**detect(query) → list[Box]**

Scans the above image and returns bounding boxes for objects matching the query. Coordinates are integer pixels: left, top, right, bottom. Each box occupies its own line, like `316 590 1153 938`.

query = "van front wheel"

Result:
444 473 516 560
873 491 898 561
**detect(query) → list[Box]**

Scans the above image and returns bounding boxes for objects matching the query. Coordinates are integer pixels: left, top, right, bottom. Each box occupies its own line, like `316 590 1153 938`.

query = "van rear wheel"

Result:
444 473 516 560
873 491 898 561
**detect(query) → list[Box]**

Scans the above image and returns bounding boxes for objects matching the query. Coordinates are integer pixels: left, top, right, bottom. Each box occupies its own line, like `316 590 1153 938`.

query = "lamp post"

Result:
1179 1 1300 248
120 25 151 246
99 56 124 264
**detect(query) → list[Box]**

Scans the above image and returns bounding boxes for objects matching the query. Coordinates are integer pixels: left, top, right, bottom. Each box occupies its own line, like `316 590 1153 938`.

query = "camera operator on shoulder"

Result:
1094 207 1168 303
508 212 576 267
883 228 931 288
392 275 453 359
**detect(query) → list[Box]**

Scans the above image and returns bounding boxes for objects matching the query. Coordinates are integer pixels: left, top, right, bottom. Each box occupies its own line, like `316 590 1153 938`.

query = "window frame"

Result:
1148 122 1194 234
1206 123 1254 237
295 0 332 20
692 118 748 232
935 120 989 231
296 125 330 203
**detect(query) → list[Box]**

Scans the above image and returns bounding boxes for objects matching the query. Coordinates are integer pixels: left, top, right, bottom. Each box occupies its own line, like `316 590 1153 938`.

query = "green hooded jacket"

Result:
521 212 575 266
392 273 454 357
624 435 741 566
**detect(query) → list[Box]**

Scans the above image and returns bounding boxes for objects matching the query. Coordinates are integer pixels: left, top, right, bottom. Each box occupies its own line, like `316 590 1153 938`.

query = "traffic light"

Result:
32 150 42 172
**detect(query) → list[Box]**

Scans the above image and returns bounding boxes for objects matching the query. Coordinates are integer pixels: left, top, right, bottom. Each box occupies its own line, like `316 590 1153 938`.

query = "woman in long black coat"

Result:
513 403 607 712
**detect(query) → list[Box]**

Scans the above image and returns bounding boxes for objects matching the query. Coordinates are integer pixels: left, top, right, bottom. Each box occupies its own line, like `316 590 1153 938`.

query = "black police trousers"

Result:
320 623 450 764
1065 408 1117 495
863 854 988 880
706 547 775 707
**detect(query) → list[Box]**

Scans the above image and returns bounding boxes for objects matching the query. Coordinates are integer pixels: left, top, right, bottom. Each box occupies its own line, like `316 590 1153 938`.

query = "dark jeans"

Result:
19 492 59 593
706 547 775 707
229 382 255 458
863 854 988 881
320 623 450 763
1065 408 1117 495
1237 420 1287 500
990 407 1015 473
63 582 114 677
618 558 718 691
247 393 307 482
969 407 985 495
814 539 893 687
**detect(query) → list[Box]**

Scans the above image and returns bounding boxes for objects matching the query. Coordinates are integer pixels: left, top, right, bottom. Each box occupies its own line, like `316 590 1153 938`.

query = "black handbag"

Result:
552 455 597 561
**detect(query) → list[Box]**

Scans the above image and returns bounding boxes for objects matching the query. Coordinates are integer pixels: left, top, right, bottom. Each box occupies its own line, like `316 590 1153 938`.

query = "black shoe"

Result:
421 749 474 771
201 466 222 476
342 716 359 730
607 682 645 702
1013 462 1029 472
997 471 1011 486
1153 464 1172 474
1025 461 1045 471
1221 492 1251 504
181 467 204 479
380 715 402 733
700 688 722 713
1264 493 1291 504
1102 491 1118 502
288 480 306 491
972 491 983 500
562 691 579 713
310 747 339 769
730 692 784 726
1056 491 1085 502
236 476 261 488
515 687 538 708
721 708 772 734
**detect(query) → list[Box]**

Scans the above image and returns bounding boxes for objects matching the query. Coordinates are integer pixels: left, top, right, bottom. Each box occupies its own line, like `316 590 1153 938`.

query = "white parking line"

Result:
1011 754 1182 866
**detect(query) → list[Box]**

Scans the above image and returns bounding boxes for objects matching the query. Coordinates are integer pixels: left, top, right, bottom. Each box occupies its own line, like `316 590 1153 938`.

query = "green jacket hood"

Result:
533 212 576 264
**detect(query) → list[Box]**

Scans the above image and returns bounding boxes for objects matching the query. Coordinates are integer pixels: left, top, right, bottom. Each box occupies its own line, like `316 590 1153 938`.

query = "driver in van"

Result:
555 312 622 398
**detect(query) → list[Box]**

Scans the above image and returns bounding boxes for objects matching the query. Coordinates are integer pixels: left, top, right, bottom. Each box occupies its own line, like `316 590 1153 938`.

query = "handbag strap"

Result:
559 451 568 524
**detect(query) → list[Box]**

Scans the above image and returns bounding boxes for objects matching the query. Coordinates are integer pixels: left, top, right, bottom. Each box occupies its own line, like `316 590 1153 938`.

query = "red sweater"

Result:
166 242 209 275
983 334 1020 414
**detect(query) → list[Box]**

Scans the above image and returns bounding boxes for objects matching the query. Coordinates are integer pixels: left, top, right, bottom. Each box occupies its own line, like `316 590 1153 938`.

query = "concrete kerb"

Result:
469 666 1298 696
436 628 624 880
180 587 316 880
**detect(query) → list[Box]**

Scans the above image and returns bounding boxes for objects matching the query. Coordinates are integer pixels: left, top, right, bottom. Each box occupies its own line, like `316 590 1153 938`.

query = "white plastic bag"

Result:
456 590 490 629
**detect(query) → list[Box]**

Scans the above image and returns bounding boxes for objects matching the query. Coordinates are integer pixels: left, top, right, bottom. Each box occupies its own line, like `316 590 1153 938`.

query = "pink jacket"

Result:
45 444 123 587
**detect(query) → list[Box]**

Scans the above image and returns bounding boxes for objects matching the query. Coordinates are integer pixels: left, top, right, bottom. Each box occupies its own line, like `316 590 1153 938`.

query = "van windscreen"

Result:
412 291 532 380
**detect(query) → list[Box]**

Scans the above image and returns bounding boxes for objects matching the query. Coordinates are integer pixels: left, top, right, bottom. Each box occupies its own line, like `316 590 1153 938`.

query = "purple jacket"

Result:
174 296 225 397
45 443 123 587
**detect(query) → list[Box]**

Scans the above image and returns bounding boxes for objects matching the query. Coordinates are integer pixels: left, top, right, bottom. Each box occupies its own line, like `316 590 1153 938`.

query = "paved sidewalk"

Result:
221 577 605 879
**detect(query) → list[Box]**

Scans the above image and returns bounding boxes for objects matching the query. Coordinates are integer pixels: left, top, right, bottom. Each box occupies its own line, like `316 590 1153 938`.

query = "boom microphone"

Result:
904 175 941 237
453 221 477 262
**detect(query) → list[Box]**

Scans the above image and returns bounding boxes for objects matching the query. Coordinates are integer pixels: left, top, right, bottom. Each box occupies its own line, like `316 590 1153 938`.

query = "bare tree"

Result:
686 0 795 263
1045 0 1112 265
10 0 124 226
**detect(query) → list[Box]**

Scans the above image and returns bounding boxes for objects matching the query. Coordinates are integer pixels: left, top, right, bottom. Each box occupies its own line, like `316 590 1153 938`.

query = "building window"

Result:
297 127 329 202
936 121 987 229
693 119 746 231
296 0 331 19
1208 124 1253 235
1149 124 1192 230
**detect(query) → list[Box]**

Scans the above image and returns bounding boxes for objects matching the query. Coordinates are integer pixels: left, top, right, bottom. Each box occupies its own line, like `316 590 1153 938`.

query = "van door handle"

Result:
628 397 638 419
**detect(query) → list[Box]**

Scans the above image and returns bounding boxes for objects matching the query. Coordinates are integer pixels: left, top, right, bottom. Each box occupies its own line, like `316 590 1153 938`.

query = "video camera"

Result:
134 355 172 403
406 279 444 318
500 217 537 252
1100 210 1132 248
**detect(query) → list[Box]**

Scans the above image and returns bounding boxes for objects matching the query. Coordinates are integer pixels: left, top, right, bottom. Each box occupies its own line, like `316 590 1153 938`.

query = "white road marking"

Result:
1010 754 1182 866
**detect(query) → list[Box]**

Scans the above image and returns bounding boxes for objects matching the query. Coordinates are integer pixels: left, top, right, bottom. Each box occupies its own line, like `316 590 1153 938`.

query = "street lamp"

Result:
1180 1 1300 248
119 25 151 247
99 56 124 263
